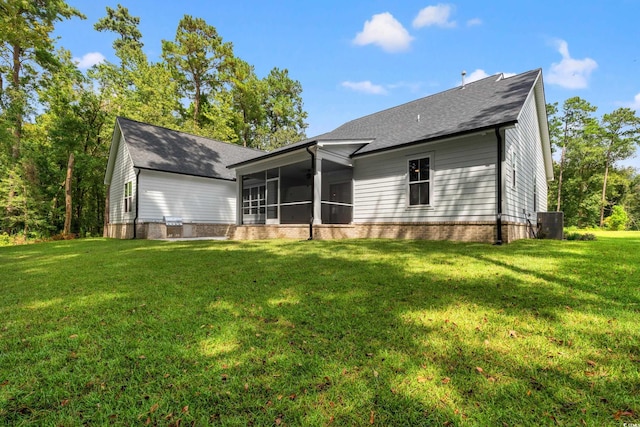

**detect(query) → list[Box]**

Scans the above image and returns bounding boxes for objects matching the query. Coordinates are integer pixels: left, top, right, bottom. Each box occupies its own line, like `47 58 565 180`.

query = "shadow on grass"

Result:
1 237 639 425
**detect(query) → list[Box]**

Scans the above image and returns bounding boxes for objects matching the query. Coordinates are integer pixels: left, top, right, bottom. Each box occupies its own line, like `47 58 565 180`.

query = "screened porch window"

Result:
241 159 353 225
241 162 312 225
242 172 266 224
279 162 312 224
321 159 353 224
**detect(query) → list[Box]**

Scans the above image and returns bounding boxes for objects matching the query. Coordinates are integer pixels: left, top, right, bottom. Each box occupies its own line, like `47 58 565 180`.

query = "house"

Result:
227 69 552 243
105 68 552 243
103 117 263 239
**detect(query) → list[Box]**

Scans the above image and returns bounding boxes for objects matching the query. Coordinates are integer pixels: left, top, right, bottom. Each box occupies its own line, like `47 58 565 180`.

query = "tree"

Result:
35 49 109 236
627 172 640 230
604 205 630 230
0 0 84 237
226 63 308 150
562 116 605 227
597 108 640 227
261 67 308 150
162 15 234 131
227 58 265 147
0 0 84 157
551 97 597 211
94 4 143 52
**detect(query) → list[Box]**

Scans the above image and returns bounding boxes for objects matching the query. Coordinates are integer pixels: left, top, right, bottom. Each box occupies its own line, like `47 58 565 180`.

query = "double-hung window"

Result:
408 157 430 206
124 181 133 213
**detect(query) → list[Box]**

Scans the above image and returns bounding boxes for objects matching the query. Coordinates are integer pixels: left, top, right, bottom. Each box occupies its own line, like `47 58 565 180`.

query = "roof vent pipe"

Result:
461 70 467 88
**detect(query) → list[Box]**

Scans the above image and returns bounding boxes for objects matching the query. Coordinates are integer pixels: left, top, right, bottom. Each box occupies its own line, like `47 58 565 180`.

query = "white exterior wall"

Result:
138 169 236 223
504 93 548 224
108 131 137 224
353 134 498 223
318 143 368 160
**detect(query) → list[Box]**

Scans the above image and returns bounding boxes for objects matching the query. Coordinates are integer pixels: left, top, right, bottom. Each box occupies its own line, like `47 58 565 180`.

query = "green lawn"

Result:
1 233 639 426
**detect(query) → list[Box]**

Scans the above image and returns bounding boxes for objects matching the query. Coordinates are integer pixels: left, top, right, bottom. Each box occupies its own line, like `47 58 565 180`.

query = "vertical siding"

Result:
108 132 136 224
138 170 236 223
504 92 547 223
353 134 498 223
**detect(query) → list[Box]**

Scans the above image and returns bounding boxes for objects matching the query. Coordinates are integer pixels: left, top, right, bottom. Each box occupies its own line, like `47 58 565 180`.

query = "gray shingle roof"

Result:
117 117 264 180
228 69 542 167
329 69 541 156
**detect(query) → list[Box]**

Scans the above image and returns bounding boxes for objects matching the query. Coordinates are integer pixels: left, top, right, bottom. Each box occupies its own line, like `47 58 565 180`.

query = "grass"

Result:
1 233 639 426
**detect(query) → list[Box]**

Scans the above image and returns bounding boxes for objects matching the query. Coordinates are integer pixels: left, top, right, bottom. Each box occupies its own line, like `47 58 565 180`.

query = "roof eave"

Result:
135 166 236 182
534 73 554 181
351 121 519 158
227 140 318 169
104 118 124 185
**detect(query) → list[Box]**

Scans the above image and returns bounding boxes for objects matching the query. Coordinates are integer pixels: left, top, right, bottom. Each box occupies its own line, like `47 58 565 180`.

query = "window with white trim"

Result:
124 181 133 213
511 151 517 189
408 157 430 206
533 172 537 212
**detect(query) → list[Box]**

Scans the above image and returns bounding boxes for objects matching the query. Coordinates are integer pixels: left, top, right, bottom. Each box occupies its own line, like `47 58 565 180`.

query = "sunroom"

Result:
229 141 368 229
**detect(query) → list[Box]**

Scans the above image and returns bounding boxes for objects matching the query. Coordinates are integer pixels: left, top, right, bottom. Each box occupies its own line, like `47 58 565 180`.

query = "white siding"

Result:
353 134 498 223
504 92 548 224
319 143 367 160
108 131 137 224
138 170 236 223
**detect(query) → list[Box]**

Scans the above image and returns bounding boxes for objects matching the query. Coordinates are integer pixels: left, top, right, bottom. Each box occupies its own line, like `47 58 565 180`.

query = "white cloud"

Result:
547 39 598 89
353 12 414 52
458 69 516 86
341 80 388 95
464 69 489 83
73 52 106 69
466 18 482 27
624 93 640 110
387 81 424 93
413 4 457 28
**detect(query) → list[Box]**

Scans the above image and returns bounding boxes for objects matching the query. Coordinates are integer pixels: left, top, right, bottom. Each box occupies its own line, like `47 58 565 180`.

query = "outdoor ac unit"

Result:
536 212 563 240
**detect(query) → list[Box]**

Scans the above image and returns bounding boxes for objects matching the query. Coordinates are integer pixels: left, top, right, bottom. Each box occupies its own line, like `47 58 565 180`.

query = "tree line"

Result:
547 98 640 230
0 2 308 240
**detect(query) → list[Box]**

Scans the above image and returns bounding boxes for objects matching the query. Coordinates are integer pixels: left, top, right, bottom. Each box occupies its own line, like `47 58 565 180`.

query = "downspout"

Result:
306 146 315 240
133 168 141 239
495 127 503 245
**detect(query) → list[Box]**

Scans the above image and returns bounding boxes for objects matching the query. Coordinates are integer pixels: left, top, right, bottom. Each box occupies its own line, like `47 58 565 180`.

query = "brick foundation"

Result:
231 221 529 243
106 221 531 243
104 223 135 239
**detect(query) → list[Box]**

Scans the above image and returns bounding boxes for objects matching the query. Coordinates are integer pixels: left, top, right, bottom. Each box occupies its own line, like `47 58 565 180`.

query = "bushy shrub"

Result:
565 232 597 241
0 233 11 247
604 205 629 231
50 233 77 241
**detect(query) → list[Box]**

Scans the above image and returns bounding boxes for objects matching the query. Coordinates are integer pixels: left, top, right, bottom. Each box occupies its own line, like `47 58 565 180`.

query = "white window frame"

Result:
124 181 133 213
511 151 517 190
407 155 433 208
242 184 266 223
533 171 537 213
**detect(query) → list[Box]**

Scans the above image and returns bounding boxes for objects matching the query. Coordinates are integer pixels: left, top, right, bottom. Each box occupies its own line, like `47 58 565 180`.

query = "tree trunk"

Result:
599 160 610 228
63 152 75 236
556 144 566 211
194 78 201 128
11 44 23 158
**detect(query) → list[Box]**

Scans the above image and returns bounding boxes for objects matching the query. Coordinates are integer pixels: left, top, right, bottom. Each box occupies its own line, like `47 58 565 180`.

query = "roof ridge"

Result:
326 69 539 134
117 116 265 153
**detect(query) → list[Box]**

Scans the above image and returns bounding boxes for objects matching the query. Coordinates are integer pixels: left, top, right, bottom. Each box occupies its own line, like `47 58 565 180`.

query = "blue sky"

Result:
55 1 640 168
